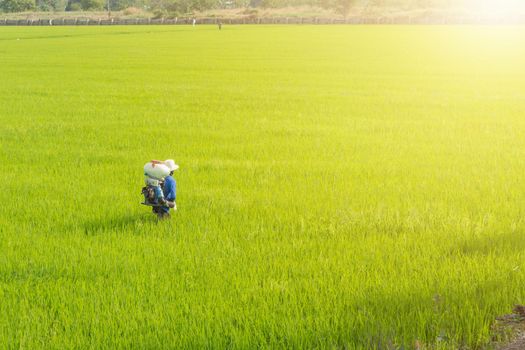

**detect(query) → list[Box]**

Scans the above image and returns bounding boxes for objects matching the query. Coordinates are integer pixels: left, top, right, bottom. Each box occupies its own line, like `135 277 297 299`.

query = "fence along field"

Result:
1 25 525 349
2 15 525 25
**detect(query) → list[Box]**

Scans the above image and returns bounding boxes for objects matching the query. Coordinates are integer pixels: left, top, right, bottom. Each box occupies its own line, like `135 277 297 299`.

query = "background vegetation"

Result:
1 0 523 18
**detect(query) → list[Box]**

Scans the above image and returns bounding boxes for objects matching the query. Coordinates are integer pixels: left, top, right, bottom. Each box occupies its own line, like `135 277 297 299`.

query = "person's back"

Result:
158 159 178 218
163 175 176 204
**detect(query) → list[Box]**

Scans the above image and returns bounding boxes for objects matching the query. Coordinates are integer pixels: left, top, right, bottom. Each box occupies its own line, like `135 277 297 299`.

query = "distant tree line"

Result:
0 0 469 16
0 0 140 12
0 0 347 13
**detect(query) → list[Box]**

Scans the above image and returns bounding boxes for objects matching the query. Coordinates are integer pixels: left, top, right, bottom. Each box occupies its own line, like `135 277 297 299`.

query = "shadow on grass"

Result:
458 230 525 256
82 213 159 235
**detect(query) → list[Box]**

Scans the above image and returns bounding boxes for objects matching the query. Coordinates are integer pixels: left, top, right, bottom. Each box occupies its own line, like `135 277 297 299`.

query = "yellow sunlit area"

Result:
1 0 525 348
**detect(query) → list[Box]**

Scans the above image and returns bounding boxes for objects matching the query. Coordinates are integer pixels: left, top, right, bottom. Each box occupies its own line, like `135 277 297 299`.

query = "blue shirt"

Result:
163 176 176 202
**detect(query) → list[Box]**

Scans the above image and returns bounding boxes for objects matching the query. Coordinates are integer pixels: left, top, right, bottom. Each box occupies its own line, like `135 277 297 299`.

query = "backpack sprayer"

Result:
141 160 172 208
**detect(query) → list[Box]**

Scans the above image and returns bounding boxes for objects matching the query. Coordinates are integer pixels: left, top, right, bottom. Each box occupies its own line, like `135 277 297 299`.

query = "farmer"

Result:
153 159 178 219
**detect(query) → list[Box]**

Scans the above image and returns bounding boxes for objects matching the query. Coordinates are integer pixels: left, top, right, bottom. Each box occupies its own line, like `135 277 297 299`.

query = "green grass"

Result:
1 25 525 349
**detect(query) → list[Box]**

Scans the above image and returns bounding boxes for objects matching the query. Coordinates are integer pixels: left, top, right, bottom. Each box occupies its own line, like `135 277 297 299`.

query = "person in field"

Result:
154 159 178 219
143 159 178 219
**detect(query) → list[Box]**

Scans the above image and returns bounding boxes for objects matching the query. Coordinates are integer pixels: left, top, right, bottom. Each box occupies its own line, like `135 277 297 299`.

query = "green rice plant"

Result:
1 25 525 349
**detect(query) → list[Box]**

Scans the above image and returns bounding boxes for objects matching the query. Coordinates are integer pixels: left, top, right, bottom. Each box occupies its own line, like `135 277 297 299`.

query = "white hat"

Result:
164 159 179 171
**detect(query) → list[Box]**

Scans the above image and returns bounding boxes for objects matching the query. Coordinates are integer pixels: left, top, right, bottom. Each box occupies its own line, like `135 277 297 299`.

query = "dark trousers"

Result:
153 206 170 219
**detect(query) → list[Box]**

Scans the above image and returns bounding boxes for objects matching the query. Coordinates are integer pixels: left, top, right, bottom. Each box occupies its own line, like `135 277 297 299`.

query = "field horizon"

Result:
1 25 525 349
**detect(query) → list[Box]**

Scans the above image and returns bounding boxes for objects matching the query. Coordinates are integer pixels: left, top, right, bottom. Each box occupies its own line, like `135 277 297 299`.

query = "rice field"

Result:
1 25 525 349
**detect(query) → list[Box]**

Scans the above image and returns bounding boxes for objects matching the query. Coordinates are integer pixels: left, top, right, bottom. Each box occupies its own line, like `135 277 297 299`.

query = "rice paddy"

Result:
1 25 525 349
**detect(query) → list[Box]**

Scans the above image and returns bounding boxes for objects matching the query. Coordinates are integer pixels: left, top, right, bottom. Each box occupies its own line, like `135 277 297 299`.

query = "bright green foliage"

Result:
35 0 68 11
78 0 104 10
0 0 34 12
1 25 525 349
150 0 217 18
